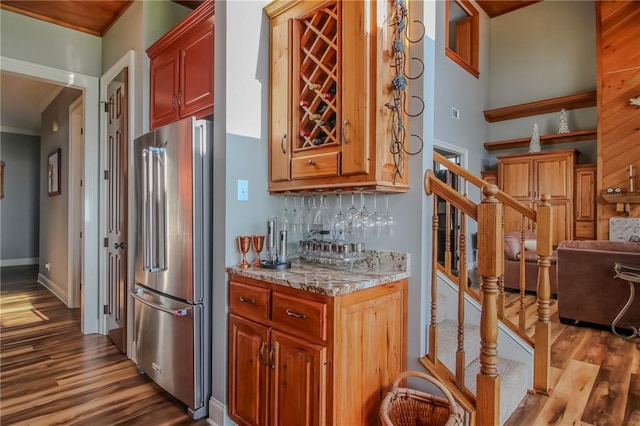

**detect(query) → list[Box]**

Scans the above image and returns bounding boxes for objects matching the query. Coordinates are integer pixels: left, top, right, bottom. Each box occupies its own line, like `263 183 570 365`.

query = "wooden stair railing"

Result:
423 158 554 424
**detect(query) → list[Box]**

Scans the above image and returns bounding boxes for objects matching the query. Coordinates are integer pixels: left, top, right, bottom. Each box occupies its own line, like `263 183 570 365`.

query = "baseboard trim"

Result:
37 273 68 306
1 257 39 267
208 397 234 426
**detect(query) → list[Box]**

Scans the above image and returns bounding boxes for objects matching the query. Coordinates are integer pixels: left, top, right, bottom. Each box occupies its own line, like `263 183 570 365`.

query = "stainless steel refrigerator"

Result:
131 116 212 419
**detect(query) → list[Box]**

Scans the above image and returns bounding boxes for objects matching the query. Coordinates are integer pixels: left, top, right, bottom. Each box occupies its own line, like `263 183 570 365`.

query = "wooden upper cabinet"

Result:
147 0 214 130
265 0 409 193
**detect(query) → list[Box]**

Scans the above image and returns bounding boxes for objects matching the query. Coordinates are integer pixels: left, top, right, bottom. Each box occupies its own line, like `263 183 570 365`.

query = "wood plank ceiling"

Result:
0 0 202 37
476 0 541 18
0 0 537 38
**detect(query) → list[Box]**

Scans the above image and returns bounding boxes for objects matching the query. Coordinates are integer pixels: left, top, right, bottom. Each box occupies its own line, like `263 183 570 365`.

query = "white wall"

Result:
0 132 40 265
486 1 597 167
0 9 102 77
39 88 82 301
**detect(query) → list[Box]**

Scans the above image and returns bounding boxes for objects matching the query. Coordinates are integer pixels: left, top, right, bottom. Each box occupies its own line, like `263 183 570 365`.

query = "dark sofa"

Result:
503 231 558 295
556 240 640 329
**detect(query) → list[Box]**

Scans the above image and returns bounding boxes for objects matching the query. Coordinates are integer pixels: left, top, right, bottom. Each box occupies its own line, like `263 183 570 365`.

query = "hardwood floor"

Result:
499 290 640 426
0 266 207 426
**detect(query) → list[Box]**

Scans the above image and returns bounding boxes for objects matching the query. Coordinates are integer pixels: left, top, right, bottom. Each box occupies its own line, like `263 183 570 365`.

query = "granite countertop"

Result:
226 250 409 297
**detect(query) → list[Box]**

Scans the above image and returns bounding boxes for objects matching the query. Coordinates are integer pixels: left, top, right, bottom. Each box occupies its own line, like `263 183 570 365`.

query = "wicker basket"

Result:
380 371 464 426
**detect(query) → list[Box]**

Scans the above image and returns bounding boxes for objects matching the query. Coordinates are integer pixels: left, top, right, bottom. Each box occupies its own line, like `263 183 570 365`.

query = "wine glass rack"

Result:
296 2 339 151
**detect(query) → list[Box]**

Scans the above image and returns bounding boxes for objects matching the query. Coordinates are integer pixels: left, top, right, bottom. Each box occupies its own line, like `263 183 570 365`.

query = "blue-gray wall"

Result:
485 0 597 167
39 88 82 299
0 9 102 77
0 132 40 265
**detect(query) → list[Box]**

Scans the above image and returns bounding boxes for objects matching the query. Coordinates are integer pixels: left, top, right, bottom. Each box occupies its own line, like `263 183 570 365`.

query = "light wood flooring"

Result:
498 289 640 426
0 265 207 426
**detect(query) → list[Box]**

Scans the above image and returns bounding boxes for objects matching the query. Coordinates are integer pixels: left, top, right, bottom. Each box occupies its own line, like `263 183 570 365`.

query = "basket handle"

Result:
390 370 461 415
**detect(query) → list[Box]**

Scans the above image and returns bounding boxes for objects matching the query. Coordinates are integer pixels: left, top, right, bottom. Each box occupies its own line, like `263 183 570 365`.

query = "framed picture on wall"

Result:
47 148 61 196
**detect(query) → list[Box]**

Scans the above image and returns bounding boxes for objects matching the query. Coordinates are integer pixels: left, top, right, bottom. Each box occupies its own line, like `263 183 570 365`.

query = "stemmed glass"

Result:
382 194 394 236
313 194 330 231
237 236 251 268
352 190 369 238
345 192 359 233
294 195 309 237
281 195 293 234
331 192 348 243
368 192 382 237
251 235 265 267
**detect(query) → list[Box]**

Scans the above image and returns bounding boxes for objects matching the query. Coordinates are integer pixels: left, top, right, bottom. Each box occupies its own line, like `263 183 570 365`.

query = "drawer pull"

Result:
307 160 315 166
259 341 267 365
239 296 256 304
285 308 307 319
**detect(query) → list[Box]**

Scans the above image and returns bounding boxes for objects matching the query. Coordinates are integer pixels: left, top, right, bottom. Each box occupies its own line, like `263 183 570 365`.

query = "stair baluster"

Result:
429 193 439 362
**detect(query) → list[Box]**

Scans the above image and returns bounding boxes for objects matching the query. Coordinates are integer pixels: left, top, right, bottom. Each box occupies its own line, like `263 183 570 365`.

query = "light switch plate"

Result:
237 180 249 201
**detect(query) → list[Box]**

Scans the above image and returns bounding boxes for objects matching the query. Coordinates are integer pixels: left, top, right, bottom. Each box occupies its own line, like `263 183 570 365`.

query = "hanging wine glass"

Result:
345 192 359 233
382 193 394 236
331 192 348 243
352 190 369 238
313 194 330 232
295 195 309 237
281 195 293 234
368 192 382 237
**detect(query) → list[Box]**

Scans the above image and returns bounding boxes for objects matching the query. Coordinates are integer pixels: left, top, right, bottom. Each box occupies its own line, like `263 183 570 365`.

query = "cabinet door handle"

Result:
172 95 178 111
269 344 276 369
176 91 183 108
239 296 256 304
259 341 267 365
307 160 315 166
280 134 287 154
285 308 307 319
342 120 350 144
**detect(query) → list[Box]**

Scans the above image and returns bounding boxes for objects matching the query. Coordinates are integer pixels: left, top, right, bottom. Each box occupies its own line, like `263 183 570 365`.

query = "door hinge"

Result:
80 231 83 239
104 238 109 247
103 304 109 315
104 170 109 180
100 100 109 113
80 127 84 135
80 179 83 187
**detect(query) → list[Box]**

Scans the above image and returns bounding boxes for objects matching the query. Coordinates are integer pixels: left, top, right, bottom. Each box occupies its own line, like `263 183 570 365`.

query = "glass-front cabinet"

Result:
266 0 411 193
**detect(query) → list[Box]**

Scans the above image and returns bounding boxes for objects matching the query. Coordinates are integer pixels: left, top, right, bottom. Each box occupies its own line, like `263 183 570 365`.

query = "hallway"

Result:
0 266 207 425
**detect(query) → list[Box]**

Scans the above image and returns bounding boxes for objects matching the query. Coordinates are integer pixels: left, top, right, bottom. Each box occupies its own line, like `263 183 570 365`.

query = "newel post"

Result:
476 185 502 426
534 194 553 395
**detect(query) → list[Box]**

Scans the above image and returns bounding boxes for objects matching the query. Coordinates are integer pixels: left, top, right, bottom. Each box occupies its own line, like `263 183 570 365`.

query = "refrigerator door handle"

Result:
148 147 157 271
142 149 151 271
155 148 168 271
129 288 191 317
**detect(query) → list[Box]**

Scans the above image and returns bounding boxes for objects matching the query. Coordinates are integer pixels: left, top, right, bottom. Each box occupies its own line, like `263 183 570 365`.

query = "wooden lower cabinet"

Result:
228 275 407 426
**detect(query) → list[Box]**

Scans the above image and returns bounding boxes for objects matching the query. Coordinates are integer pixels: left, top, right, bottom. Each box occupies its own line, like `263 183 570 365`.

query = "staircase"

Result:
422 153 555 425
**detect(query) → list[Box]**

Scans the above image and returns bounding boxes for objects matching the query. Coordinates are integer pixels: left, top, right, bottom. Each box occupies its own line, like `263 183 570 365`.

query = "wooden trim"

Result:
424 171 478 219
483 91 597 123
484 129 597 151
434 152 537 220
445 0 480 78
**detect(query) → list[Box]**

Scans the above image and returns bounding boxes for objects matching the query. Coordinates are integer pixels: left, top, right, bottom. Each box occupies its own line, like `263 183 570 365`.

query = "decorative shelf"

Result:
602 193 640 204
483 129 597 151
483 91 597 123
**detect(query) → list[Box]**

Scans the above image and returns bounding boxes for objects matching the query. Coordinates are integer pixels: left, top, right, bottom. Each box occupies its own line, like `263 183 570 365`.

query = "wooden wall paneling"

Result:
596 1 640 240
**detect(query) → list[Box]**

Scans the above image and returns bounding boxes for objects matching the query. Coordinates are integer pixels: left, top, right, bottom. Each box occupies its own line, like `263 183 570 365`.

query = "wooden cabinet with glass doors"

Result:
265 0 410 193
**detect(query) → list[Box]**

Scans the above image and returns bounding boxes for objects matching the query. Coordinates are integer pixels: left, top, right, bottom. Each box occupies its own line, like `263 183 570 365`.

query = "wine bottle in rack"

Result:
299 129 311 138
316 102 329 114
308 113 321 121
307 82 321 90
299 100 310 107
311 131 327 146
318 113 336 128
322 82 337 100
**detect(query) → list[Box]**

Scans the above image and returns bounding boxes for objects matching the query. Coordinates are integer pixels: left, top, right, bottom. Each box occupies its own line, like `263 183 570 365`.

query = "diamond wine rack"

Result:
296 2 339 151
